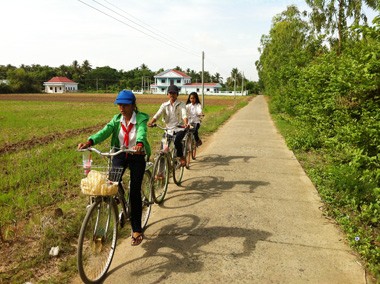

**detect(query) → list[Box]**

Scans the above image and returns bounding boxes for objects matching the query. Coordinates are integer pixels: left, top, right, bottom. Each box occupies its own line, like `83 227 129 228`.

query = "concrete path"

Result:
73 95 366 283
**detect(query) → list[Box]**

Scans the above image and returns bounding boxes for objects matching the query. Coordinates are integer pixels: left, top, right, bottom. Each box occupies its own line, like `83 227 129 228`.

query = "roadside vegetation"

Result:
256 2 379 279
0 94 250 283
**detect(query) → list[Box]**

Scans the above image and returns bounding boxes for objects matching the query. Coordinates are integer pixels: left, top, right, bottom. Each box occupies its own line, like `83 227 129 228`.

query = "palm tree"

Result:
140 63 148 70
72 60 79 71
81 60 92 74
213 72 223 84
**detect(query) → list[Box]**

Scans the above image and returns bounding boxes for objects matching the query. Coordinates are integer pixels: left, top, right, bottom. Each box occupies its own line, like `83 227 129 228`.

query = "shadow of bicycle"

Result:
189 154 256 170
108 214 271 283
160 176 270 209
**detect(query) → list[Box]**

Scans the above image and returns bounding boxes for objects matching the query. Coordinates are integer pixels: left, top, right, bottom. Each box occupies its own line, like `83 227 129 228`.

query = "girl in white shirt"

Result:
186 92 204 146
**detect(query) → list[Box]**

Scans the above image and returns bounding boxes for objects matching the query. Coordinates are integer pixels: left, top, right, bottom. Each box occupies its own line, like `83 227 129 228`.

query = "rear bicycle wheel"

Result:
152 154 169 203
141 169 153 229
77 197 118 284
172 149 184 185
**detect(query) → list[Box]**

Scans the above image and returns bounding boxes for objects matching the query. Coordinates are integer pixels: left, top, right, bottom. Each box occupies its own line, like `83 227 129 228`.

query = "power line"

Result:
78 0 199 57
102 0 197 54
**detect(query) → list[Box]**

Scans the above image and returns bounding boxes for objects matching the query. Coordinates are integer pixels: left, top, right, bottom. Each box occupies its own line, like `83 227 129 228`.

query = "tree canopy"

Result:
0 62 259 94
257 1 379 277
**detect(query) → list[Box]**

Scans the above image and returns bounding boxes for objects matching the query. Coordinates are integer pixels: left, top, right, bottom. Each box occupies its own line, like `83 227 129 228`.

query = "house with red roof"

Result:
150 69 222 95
43 77 78 93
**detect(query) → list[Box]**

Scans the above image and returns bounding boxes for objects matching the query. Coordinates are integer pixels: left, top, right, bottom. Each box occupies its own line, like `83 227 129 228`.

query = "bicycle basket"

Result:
80 167 123 196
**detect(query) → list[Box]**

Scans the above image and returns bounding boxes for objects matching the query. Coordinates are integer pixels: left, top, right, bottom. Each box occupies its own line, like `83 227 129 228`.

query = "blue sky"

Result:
1 0 377 82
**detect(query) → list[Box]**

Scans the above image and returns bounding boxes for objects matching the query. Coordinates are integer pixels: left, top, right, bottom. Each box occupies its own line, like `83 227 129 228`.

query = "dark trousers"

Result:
112 153 146 233
174 130 186 158
193 123 201 142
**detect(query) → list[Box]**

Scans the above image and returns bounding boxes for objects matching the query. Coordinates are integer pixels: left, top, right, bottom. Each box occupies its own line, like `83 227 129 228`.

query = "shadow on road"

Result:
191 154 256 169
160 176 270 209
108 214 271 282
156 153 269 209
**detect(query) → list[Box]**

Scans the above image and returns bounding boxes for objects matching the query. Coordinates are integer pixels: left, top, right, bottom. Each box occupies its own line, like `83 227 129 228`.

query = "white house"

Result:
150 69 222 95
43 77 78 93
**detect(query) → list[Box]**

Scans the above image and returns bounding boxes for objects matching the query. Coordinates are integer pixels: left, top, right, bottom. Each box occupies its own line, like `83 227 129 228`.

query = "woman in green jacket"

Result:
77 90 151 246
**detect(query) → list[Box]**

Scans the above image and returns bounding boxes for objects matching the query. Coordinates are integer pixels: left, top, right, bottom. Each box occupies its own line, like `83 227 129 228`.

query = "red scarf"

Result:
121 122 134 147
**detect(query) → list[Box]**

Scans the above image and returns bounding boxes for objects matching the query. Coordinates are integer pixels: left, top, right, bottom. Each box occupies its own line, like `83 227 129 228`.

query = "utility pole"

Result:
233 73 237 99
241 72 244 96
141 76 151 94
201 51 205 107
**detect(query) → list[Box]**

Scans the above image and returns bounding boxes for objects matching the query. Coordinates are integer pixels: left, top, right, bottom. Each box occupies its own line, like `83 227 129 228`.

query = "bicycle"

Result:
77 146 153 284
149 124 185 203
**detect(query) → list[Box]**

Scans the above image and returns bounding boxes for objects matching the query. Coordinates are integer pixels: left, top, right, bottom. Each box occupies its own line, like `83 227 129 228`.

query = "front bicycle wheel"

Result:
152 154 169 203
172 149 184 185
77 197 118 284
141 169 153 229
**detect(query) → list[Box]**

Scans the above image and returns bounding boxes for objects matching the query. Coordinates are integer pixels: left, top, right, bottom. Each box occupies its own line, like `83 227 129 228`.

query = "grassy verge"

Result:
0 95 251 283
271 107 379 281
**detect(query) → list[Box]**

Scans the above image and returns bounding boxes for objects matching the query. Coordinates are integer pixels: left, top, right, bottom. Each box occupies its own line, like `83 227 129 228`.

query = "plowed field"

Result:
0 93 238 105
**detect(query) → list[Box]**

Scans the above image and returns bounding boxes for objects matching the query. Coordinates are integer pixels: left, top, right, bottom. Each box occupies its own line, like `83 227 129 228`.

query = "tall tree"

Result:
256 5 314 96
212 72 223 84
81 60 92 74
56 65 72 78
305 0 379 54
85 66 121 92
175 66 183 71
8 68 41 93
226 68 242 90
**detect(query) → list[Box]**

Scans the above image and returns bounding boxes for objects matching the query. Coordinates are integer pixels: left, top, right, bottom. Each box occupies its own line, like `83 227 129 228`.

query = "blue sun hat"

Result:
115 90 136 104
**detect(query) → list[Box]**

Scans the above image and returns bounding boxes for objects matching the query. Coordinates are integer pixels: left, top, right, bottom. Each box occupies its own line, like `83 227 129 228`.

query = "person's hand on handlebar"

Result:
77 140 93 150
147 118 156 127
183 118 190 129
132 142 144 153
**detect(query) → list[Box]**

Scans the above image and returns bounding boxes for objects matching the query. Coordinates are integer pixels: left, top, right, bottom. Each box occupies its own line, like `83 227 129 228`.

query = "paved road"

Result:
73 95 366 283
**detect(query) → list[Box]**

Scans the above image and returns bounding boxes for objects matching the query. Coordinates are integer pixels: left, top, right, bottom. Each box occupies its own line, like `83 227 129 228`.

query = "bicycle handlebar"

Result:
149 123 193 130
78 146 136 157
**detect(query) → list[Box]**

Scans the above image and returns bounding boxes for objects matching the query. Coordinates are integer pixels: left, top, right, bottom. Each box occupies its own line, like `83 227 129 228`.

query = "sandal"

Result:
179 157 186 167
131 233 143 246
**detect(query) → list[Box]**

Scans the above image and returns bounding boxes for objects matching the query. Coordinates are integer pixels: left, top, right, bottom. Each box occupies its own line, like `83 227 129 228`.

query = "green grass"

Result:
0 100 164 147
0 101 111 145
0 95 251 283
271 104 380 281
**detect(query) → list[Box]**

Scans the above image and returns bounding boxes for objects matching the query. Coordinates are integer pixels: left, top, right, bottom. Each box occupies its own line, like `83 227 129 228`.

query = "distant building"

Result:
150 69 222 95
43 77 78 93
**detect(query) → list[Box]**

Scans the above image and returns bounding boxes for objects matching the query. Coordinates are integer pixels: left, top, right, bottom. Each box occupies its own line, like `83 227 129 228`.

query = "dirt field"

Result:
0 93 241 105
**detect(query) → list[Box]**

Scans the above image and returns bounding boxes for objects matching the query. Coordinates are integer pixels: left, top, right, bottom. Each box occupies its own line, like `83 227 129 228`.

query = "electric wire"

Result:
78 0 235 81
102 0 197 54
78 0 199 57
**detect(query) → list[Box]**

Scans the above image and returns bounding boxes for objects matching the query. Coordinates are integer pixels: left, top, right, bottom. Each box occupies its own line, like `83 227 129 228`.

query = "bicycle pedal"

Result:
114 196 121 205
119 212 126 228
